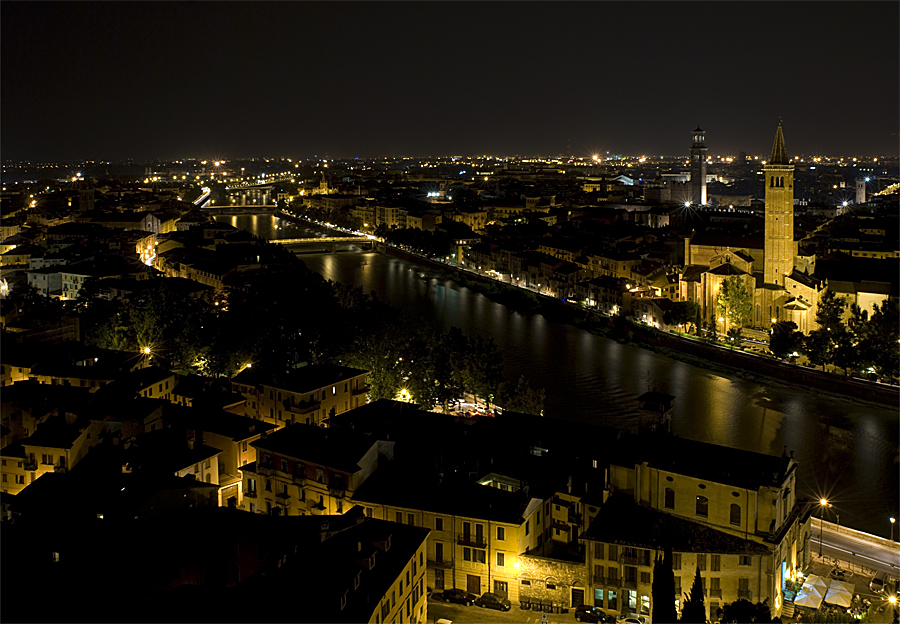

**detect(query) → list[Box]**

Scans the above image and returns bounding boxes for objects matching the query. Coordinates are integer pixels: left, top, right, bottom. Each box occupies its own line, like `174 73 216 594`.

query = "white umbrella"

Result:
806 574 829 594
794 586 824 609
824 580 854 608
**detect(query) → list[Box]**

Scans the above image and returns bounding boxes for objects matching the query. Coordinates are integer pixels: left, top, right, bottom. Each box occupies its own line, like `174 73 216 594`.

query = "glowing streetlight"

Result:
142 347 151 355
891 517 896 542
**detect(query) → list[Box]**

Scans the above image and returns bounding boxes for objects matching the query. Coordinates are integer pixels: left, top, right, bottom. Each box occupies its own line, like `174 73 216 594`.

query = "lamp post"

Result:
891 517 896 542
818 498 829 557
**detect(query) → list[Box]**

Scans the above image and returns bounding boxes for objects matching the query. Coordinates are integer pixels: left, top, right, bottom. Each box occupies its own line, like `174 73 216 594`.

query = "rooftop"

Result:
253 422 381 474
582 492 771 555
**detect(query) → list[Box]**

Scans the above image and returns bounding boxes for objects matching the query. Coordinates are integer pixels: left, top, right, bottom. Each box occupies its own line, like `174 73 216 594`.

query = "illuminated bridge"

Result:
271 236 377 252
274 236 372 245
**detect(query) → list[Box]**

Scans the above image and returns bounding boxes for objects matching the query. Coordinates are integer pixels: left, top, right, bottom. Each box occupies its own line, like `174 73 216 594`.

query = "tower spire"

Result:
770 119 787 164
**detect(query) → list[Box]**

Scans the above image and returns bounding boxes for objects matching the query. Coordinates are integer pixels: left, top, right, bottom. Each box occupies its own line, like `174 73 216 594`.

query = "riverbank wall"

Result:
608 313 899 408
384 246 900 407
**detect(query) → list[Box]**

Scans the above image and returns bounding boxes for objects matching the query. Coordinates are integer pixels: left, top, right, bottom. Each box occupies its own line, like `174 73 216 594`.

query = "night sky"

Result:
2 2 897 161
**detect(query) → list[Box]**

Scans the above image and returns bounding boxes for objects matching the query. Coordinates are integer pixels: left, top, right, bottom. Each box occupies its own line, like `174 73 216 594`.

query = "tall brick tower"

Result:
764 120 795 286
690 126 707 205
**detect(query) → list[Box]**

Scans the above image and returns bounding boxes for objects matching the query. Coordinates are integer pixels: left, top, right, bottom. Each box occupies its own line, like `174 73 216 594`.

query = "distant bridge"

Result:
275 236 371 245
273 236 376 253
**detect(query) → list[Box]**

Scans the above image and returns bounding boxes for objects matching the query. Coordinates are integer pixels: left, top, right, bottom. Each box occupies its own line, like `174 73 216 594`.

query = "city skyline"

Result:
2 2 898 161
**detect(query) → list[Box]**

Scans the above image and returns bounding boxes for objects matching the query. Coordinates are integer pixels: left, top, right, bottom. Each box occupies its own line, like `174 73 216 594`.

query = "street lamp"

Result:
818 498 830 556
891 517 896 542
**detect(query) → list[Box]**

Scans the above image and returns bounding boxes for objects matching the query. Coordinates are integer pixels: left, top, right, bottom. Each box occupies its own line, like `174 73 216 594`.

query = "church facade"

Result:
681 122 823 334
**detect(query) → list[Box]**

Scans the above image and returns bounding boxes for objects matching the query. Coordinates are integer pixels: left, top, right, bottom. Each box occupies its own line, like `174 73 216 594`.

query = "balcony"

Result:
604 577 621 588
457 533 487 548
23 460 37 471
257 462 274 476
738 590 752 600
328 486 345 499
427 558 454 570
293 472 307 486
284 399 320 415
54 465 67 474
352 385 370 396
276 491 291 502
621 555 639 566
710 589 722 598
244 489 257 499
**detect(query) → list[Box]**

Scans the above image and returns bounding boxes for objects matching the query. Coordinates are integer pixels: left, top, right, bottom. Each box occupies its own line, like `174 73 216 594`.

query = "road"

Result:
426 597 581 624
811 523 900 579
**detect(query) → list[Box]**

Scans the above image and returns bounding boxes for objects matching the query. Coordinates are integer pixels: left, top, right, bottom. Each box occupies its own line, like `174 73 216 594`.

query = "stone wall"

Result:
517 554 587 609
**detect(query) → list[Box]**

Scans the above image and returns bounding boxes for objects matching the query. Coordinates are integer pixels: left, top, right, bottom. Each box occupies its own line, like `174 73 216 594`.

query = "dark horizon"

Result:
2 2 898 162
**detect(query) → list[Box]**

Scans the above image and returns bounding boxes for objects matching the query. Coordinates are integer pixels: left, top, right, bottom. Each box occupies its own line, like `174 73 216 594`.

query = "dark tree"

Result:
679 567 706 623
815 289 847 332
652 548 678 624
803 329 832 371
870 299 900 383
498 375 546 416
663 301 701 333
720 598 773 623
768 321 802 361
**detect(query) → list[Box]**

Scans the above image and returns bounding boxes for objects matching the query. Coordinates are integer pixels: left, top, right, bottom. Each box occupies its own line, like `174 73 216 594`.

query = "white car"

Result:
617 615 650 624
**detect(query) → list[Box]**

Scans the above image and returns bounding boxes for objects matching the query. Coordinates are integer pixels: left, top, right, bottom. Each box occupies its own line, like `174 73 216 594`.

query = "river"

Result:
217 213 900 538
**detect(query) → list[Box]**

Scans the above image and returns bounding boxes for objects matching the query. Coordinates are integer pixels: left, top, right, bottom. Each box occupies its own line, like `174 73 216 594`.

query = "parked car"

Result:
617 615 650 624
440 588 477 606
474 592 512 611
575 605 615 622
869 572 887 593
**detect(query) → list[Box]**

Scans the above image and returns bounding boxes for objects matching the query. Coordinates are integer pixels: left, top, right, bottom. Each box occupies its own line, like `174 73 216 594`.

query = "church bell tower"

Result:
764 120 794 286
690 126 707 205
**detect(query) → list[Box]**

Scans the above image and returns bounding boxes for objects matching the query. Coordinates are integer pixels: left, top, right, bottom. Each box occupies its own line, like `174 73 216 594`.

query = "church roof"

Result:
707 263 746 276
788 268 819 289
770 121 788 164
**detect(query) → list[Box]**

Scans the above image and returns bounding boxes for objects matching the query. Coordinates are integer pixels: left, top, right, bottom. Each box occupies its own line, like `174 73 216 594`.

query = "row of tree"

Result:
769 290 899 382
281 198 363 232
70 255 546 414
342 325 545 415
664 276 898 382
377 224 453 259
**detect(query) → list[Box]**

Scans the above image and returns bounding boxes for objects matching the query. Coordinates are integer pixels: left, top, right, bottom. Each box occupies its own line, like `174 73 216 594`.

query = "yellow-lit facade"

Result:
242 437 392 517
236 370 368 429
349 492 571 604
367 540 429 624
1 419 108 495
605 456 801 619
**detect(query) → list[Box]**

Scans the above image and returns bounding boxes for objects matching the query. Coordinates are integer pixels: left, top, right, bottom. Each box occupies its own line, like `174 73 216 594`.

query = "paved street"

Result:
811 523 900 579
426 597 580 624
